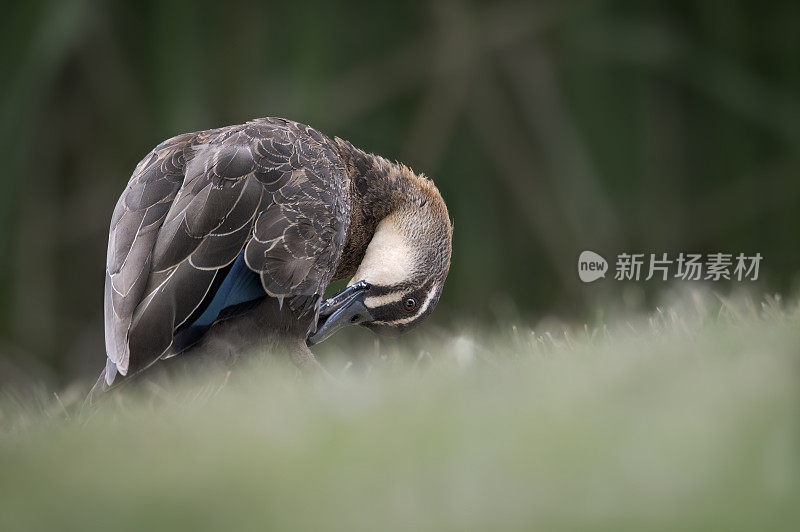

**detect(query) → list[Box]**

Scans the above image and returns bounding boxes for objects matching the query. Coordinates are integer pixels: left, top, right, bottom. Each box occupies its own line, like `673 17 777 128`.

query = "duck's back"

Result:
103 118 351 384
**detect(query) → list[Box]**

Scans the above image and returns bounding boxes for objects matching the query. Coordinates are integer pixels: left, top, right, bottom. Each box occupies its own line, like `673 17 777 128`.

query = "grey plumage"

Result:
105 118 349 382
100 116 452 391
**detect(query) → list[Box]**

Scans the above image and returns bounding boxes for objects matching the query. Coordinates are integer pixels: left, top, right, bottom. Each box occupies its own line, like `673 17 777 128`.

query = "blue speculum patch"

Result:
173 250 265 353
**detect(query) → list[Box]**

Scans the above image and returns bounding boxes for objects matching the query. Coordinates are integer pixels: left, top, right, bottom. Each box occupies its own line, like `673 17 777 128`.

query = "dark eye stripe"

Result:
367 278 436 297
366 284 407 296
370 286 441 327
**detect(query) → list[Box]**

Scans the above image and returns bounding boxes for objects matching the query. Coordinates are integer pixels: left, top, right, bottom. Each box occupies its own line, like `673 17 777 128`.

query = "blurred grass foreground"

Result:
1 292 798 531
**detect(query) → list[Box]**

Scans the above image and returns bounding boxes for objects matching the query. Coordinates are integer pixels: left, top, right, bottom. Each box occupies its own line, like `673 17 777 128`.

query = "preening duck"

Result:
100 117 452 387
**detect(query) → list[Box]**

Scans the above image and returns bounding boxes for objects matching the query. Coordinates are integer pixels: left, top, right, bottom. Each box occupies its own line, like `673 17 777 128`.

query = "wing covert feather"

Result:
103 118 350 379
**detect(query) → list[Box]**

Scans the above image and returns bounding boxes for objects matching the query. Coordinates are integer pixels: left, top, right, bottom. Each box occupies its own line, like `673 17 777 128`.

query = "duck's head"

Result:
308 171 452 345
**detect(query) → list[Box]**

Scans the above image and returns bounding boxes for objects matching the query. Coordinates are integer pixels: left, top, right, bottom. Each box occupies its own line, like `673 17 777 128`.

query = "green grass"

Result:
1 293 798 531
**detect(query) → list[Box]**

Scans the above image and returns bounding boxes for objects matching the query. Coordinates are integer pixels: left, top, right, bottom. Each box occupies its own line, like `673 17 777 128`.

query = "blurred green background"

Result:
2 0 799 386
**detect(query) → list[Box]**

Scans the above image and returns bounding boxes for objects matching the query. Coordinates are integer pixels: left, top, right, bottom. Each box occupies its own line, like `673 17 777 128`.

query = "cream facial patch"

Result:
350 215 416 287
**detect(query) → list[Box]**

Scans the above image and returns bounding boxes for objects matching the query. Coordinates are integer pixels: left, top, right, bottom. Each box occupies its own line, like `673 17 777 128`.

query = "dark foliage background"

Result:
2 0 799 385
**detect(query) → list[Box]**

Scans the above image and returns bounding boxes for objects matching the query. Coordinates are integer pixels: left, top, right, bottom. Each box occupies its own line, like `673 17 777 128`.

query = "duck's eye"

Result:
403 298 416 311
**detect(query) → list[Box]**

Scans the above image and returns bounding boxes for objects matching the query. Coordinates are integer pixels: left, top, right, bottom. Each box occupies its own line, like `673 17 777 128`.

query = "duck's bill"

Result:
307 281 373 345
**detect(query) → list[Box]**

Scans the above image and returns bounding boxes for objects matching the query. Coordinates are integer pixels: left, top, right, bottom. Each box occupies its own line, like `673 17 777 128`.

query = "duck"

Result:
98 117 452 388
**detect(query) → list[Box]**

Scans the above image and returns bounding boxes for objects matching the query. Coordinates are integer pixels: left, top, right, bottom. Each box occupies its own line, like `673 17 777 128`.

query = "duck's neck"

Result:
332 139 416 281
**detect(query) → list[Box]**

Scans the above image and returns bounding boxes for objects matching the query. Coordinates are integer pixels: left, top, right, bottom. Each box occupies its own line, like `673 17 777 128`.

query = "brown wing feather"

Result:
244 121 349 298
104 133 195 377
104 118 350 381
